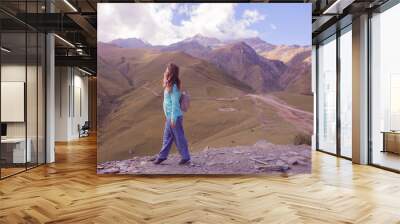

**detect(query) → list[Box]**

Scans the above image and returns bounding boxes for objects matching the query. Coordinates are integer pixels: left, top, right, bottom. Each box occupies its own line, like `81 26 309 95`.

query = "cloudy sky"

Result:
98 3 311 46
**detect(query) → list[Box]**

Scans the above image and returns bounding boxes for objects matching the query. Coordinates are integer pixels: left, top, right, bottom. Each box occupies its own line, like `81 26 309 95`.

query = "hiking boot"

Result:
178 159 190 165
153 158 166 165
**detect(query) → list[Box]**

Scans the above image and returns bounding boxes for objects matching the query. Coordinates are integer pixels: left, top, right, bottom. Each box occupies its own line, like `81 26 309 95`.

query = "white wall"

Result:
55 67 70 141
55 67 89 141
312 45 317 150
72 73 89 138
1 65 35 138
1 65 26 135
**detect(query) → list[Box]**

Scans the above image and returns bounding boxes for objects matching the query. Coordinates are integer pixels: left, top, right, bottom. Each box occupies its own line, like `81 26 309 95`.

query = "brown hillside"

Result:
279 49 312 95
97 45 310 162
207 42 286 93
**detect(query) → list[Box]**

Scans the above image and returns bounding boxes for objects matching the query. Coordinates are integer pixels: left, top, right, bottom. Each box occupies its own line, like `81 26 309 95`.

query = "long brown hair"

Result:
163 63 181 92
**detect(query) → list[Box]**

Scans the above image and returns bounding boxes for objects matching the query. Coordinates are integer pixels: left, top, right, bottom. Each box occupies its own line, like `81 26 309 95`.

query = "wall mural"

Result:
97 3 313 175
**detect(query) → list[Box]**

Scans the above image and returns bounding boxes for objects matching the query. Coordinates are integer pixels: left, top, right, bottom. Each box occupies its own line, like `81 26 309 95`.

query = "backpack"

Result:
180 91 190 112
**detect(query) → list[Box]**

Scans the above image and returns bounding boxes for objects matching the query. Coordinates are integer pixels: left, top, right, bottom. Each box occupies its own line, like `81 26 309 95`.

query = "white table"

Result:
1 138 31 163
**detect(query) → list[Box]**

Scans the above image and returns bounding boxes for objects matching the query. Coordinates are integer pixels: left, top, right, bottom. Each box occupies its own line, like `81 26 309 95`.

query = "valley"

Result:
97 35 313 163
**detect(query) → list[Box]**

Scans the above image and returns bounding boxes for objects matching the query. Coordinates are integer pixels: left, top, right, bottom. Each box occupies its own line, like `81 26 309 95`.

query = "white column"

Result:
45 0 56 163
312 45 317 151
46 32 55 163
352 14 369 164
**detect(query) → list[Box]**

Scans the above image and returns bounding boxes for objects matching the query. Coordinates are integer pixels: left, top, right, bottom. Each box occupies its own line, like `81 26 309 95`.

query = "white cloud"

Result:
98 3 266 45
270 23 277 30
242 9 265 24
176 4 194 16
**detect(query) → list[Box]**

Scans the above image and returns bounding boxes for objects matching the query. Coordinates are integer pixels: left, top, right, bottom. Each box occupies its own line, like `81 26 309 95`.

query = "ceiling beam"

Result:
67 13 97 46
323 0 356 14
55 55 96 72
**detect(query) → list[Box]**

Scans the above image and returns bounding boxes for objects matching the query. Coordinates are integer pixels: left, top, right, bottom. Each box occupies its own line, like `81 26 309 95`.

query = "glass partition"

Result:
1 31 28 177
0 2 46 179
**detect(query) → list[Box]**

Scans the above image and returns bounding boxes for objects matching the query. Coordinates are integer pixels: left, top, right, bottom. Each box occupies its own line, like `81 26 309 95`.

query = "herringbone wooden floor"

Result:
1 135 400 224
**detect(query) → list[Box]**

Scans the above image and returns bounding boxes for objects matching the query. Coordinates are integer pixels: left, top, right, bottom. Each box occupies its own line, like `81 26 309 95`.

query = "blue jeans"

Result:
158 116 191 160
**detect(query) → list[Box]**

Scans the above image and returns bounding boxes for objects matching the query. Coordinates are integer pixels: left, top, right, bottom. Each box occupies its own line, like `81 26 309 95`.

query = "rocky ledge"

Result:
97 140 311 175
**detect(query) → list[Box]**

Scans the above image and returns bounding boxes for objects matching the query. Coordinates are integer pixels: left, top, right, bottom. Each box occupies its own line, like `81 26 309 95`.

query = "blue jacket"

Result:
163 84 182 123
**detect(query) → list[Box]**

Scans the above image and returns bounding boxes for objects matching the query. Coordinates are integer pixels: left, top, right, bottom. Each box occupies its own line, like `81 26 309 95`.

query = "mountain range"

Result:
103 34 311 94
97 34 312 162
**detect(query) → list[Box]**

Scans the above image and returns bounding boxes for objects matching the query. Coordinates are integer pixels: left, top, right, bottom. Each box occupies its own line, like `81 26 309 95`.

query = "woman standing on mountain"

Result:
154 63 191 165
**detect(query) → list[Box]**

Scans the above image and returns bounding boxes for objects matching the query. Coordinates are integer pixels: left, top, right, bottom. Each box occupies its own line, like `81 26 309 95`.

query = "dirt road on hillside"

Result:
248 94 313 135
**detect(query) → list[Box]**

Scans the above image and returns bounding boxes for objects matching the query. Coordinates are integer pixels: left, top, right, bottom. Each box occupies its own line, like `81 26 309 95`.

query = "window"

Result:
339 27 352 158
370 2 400 171
317 35 337 154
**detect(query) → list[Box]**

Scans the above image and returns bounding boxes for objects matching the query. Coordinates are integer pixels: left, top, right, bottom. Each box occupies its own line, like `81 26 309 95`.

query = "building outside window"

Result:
339 26 352 158
317 35 337 155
